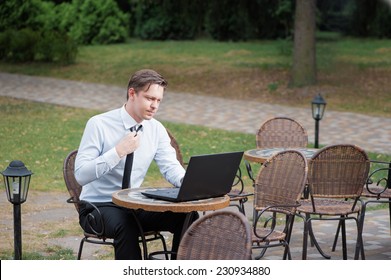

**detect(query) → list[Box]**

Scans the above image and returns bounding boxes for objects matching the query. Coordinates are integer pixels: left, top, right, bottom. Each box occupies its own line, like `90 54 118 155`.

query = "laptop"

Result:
141 151 243 202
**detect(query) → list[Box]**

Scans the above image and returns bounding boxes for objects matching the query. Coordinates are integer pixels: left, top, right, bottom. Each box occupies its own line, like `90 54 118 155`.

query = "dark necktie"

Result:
121 125 141 189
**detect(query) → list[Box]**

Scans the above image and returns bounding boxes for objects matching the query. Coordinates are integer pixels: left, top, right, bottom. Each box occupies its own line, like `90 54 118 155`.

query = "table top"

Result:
112 188 230 213
244 147 318 163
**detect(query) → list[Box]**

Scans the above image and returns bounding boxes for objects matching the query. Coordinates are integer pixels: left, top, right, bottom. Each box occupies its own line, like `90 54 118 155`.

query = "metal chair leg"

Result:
77 238 86 260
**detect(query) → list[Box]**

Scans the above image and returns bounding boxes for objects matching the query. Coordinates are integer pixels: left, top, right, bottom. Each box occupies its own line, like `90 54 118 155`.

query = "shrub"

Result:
35 31 78 64
0 29 77 64
8 28 39 62
68 0 128 45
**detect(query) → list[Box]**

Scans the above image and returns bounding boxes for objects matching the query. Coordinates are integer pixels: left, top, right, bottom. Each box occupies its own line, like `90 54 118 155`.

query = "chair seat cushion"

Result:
298 199 361 216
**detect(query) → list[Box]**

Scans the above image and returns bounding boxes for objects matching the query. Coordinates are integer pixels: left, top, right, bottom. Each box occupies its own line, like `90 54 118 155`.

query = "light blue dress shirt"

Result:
75 105 185 203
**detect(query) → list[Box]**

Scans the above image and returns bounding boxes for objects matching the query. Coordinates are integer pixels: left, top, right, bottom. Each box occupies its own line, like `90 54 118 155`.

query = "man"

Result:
75 69 191 259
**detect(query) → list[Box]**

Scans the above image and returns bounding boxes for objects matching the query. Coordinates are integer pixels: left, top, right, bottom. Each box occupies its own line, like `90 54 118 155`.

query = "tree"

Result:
290 0 316 87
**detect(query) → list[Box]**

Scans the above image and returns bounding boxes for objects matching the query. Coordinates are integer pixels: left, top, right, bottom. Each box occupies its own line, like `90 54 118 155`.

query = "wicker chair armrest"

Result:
365 162 390 196
67 197 105 237
253 202 300 240
256 202 301 215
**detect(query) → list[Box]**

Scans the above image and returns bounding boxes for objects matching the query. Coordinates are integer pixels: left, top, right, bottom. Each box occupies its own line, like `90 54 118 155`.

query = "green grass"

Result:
0 246 75 260
1 37 390 117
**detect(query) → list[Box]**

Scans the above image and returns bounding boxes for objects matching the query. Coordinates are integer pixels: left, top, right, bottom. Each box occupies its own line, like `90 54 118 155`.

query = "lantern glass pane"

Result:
21 175 30 202
3 176 12 202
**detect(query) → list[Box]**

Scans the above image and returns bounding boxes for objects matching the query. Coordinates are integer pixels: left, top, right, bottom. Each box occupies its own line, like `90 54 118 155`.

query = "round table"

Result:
112 188 230 212
244 147 318 163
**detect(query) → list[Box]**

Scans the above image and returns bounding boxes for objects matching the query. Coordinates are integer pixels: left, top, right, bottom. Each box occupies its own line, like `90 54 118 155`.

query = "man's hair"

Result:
126 69 168 99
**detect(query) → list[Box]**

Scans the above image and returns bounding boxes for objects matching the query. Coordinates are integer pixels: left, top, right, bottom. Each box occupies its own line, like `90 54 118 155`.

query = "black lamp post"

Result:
311 94 327 148
1 160 33 260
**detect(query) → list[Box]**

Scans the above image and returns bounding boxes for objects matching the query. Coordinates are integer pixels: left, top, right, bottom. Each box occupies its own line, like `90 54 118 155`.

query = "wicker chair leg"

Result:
156 233 169 260
254 244 269 260
389 199 391 233
341 218 347 260
283 216 295 260
355 206 366 260
282 241 292 260
77 238 86 260
307 219 331 259
331 220 342 252
302 220 310 260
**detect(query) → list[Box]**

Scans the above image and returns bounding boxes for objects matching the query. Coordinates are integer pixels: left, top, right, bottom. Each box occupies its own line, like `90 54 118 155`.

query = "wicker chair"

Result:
332 159 391 259
166 128 184 166
150 210 252 260
296 144 370 260
252 149 308 260
246 117 308 202
63 150 168 260
256 116 308 149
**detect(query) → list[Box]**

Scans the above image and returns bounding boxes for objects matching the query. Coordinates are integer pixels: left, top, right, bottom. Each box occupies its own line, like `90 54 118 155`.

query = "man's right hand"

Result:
115 132 140 158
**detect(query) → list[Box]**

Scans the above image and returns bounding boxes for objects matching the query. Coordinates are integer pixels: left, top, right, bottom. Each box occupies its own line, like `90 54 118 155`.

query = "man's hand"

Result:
115 132 140 158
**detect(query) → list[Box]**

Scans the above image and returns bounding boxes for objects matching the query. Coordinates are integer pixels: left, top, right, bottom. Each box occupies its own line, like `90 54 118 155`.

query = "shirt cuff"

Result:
103 147 122 169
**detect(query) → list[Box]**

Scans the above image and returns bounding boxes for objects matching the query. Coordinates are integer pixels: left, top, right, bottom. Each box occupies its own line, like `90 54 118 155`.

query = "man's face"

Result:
127 83 164 123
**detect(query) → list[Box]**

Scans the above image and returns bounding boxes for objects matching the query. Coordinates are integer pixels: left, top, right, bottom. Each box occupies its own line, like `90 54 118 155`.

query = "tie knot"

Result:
130 124 143 134
130 125 138 132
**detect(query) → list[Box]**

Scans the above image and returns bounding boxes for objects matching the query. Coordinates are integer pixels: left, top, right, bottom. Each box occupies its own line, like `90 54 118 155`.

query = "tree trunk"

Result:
290 0 317 87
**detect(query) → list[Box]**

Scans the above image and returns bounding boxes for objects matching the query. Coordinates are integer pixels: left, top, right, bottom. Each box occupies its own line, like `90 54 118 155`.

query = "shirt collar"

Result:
120 104 143 130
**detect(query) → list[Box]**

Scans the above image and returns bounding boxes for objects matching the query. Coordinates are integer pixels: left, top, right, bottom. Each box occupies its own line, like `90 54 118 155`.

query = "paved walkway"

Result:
0 72 390 155
0 72 390 260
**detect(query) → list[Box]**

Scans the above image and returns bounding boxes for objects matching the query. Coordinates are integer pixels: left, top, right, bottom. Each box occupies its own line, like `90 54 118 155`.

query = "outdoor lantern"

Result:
311 94 327 148
311 93 327 121
2 160 32 204
1 160 33 260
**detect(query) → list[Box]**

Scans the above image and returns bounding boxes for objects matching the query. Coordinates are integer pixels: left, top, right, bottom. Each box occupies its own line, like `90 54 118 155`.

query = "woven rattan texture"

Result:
307 144 370 199
256 117 308 149
176 211 252 260
254 150 308 214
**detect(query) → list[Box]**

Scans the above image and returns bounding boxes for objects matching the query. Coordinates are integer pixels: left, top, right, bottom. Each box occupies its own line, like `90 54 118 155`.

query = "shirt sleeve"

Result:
74 117 122 186
154 125 186 187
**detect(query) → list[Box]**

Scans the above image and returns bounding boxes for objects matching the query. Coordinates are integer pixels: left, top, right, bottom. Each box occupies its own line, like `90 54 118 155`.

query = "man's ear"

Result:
128 88 136 100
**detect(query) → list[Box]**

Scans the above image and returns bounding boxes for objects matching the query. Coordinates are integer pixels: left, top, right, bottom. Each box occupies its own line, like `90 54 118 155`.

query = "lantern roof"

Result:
1 160 33 177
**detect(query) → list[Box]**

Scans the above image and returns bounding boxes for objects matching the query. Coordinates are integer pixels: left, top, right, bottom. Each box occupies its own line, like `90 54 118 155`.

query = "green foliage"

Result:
0 0 78 63
0 28 77 64
68 0 128 45
5 28 38 62
0 0 46 32
134 0 202 40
